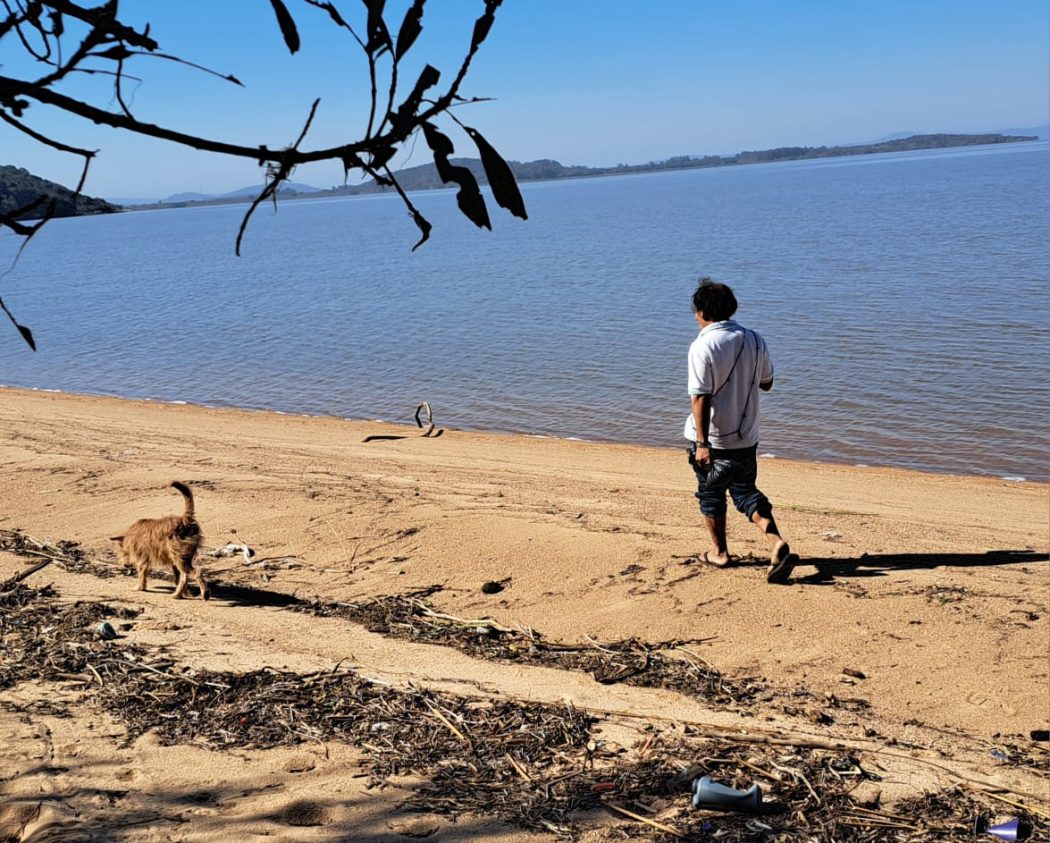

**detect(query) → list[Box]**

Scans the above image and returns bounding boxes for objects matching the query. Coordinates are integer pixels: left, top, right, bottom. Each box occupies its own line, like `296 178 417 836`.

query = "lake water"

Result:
1 141 1048 481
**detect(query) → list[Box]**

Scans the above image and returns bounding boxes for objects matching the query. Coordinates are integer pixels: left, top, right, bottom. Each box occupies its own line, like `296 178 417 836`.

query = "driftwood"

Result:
0 557 52 590
363 402 441 441
415 401 437 436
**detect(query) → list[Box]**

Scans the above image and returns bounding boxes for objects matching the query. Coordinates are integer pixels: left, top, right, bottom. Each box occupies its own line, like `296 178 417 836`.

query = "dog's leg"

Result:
172 560 188 599
137 560 148 591
193 566 209 600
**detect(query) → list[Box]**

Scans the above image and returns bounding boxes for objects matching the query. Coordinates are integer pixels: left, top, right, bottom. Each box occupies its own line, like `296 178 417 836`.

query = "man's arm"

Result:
758 335 774 392
691 393 712 464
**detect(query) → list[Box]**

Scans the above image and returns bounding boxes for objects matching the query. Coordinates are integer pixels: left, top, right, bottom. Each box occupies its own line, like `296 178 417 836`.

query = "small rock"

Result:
282 754 317 773
842 667 866 680
389 818 440 838
1030 729 1049 742
480 580 505 594
850 782 882 808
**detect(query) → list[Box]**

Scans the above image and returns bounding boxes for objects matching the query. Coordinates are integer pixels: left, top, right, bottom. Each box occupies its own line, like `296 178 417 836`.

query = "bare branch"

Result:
0 106 96 157
116 51 245 87
235 98 321 256
42 0 158 51
0 293 37 350
380 163 432 251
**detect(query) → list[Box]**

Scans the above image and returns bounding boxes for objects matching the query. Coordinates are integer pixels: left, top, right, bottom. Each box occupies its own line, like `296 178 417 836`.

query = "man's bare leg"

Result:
751 510 797 582
750 510 785 551
702 514 732 567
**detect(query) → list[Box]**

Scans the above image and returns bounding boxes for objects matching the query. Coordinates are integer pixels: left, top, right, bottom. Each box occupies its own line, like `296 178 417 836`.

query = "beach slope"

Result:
1 388 1046 840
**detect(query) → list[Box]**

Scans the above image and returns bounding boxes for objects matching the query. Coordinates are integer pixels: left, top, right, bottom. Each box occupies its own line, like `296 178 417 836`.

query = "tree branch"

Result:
234 97 321 256
0 0 527 349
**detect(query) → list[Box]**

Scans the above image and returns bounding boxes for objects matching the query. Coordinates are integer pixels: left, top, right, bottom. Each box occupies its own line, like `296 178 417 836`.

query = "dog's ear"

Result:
109 535 124 544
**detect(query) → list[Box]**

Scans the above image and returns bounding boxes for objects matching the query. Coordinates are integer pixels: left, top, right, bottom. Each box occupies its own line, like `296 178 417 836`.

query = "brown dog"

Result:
112 481 209 599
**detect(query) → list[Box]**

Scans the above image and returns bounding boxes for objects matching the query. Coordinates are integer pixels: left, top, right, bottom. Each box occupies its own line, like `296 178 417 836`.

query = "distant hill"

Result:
0 165 120 219
219 181 322 199
107 195 161 206
162 191 211 203
160 181 322 204
135 131 1040 212
996 124 1049 140
320 132 1038 195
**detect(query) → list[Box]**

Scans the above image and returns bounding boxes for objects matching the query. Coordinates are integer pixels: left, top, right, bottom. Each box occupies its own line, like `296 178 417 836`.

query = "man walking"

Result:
685 278 798 583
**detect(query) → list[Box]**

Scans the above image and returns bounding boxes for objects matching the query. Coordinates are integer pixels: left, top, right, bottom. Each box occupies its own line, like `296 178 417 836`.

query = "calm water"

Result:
1 142 1048 481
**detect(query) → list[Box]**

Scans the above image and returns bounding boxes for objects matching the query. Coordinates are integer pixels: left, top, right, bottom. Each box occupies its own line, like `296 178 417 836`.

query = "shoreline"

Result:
1 384 1040 486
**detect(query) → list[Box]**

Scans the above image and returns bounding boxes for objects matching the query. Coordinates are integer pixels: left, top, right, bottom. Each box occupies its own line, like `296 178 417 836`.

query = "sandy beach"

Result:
1 387 1047 841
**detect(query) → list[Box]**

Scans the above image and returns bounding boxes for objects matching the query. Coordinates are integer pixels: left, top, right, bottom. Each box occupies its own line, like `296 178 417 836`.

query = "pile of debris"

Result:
299 591 761 707
0 528 129 578
2 582 1046 839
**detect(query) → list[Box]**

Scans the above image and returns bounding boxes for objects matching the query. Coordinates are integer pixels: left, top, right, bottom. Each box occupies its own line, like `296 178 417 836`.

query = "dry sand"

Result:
1 387 1047 840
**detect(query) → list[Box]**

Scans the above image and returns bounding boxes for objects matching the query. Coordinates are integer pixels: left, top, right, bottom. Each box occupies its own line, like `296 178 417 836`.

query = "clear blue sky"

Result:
5 0 1048 199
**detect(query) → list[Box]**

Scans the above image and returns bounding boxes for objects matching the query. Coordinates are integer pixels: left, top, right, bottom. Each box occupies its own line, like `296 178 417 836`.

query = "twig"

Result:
603 802 684 838
0 557 52 588
964 785 1050 820
122 653 200 687
423 699 472 750
505 752 532 782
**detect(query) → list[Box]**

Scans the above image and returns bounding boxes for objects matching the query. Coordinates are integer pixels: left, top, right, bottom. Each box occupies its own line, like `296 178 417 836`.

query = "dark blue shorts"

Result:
688 443 771 520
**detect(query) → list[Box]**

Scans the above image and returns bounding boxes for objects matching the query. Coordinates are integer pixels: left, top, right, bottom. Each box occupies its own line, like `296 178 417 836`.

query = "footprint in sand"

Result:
965 689 1017 716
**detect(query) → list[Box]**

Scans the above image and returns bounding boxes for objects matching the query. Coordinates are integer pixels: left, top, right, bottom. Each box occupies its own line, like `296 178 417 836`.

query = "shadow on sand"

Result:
363 428 444 443
207 581 305 608
795 549 1047 583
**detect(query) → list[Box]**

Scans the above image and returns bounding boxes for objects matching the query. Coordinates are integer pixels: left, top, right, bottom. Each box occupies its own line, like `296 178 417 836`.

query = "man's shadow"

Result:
795 549 1047 584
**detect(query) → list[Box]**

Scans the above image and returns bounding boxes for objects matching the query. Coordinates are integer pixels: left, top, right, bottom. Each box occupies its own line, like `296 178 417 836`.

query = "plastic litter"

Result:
977 817 1023 841
691 775 763 813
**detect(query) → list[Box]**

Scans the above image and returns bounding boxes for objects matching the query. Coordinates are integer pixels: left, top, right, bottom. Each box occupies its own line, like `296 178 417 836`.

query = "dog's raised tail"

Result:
170 481 194 518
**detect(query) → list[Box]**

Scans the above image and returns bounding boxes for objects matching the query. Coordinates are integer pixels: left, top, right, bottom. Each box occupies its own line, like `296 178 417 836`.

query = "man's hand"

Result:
695 445 711 466
691 394 712 463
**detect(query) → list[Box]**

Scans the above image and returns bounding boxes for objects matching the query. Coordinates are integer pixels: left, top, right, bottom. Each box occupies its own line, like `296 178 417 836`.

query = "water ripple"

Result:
0 142 1047 480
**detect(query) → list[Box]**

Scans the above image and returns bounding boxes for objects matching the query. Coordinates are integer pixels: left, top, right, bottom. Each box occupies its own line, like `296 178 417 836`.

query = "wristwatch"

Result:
698 441 712 449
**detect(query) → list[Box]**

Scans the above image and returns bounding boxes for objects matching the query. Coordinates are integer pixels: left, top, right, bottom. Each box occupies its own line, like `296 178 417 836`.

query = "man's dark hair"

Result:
692 278 738 322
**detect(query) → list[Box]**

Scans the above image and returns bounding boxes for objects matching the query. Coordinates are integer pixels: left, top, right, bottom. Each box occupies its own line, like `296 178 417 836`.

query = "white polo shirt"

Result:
684 320 773 448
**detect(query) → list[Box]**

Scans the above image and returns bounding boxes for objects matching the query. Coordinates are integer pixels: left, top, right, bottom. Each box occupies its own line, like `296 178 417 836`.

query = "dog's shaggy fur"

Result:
112 481 208 599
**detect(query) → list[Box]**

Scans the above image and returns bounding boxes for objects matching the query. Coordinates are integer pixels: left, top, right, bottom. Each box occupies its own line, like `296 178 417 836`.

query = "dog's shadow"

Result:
206 581 305 608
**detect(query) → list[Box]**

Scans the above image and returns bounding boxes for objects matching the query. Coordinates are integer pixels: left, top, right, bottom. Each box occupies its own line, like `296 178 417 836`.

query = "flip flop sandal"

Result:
699 551 733 568
767 543 798 584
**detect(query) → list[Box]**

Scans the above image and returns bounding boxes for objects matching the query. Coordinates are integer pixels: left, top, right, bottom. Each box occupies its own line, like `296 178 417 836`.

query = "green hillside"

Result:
0 165 120 219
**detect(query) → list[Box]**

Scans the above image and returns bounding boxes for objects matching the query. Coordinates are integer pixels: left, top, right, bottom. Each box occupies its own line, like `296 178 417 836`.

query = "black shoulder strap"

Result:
719 329 763 438
712 328 750 397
